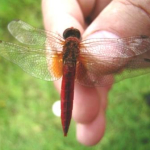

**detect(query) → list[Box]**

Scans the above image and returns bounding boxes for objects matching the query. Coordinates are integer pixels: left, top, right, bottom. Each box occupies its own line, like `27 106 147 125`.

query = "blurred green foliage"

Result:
0 0 150 150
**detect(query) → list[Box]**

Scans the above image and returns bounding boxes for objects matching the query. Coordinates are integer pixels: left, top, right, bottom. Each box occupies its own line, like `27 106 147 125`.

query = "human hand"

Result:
42 0 150 146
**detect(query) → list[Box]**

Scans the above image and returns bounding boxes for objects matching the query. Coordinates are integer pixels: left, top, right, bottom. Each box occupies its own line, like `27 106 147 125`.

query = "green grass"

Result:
0 1 150 150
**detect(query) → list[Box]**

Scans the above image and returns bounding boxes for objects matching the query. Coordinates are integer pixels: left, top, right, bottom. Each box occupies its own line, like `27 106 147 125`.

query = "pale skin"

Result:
42 0 150 146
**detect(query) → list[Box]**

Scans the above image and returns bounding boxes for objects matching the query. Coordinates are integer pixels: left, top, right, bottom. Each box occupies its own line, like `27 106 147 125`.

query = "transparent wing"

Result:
81 36 150 57
8 20 64 49
76 36 150 86
0 41 63 81
3 20 150 86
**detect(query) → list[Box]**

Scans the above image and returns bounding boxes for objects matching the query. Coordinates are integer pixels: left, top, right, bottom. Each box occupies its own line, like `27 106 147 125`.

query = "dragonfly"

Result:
0 20 150 136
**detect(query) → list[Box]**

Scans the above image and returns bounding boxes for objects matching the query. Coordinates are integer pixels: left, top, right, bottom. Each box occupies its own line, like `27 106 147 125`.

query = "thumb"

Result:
82 0 150 83
84 0 150 37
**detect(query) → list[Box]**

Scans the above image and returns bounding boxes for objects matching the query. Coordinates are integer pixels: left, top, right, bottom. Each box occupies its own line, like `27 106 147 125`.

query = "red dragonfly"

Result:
0 20 150 136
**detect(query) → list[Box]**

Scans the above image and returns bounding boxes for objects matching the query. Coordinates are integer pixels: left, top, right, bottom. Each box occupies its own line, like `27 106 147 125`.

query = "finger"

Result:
42 0 85 34
76 87 109 146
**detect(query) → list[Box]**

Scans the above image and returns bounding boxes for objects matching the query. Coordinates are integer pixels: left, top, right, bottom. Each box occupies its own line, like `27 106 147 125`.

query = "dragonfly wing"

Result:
76 55 117 86
0 41 63 81
115 56 150 82
76 36 150 86
76 55 150 86
8 20 64 47
81 35 150 58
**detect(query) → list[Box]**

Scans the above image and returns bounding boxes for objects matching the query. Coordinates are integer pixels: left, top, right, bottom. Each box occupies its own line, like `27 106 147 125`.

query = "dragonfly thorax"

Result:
63 37 80 64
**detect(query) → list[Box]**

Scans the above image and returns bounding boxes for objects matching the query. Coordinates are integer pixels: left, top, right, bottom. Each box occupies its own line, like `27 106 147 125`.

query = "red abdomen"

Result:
61 63 76 136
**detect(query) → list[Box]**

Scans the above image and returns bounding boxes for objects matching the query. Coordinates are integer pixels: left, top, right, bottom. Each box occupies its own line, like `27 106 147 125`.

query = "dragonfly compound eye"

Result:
63 27 81 39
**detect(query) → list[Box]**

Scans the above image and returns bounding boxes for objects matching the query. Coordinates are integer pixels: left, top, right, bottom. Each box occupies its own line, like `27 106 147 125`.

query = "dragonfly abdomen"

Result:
61 63 76 136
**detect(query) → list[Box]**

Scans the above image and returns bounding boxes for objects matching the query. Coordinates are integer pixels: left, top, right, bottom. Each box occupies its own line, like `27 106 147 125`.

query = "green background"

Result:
0 1 150 150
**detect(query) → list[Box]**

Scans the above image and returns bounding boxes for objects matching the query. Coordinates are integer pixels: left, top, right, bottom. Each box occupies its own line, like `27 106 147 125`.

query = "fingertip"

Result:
42 0 84 34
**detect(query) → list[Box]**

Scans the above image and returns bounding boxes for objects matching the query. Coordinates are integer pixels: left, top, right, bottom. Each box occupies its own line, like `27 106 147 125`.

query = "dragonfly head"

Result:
63 27 81 40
